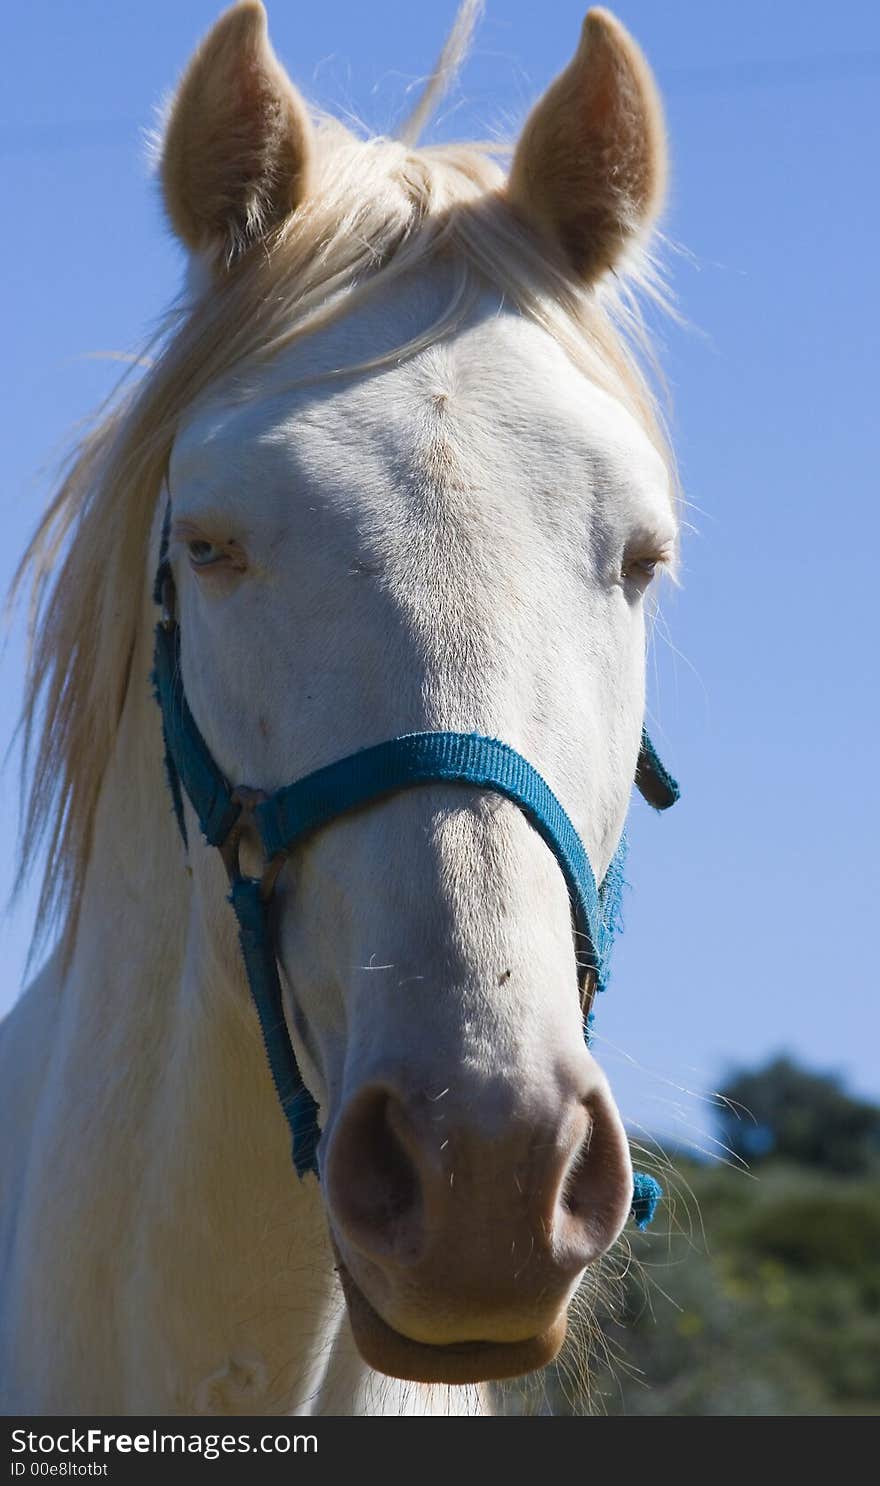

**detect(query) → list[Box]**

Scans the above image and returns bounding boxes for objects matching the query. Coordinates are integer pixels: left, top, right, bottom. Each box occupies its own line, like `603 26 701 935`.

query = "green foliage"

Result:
717 1056 880 1174
583 1162 880 1415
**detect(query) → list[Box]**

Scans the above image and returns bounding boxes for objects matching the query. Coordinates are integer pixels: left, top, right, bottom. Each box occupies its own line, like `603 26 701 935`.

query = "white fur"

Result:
0 257 673 1412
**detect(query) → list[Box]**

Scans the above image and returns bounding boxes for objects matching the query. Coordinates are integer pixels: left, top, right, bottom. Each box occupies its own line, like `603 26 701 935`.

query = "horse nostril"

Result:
326 1087 425 1265
327 1073 633 1311
559 1112 595 1219
553 1093 632 1259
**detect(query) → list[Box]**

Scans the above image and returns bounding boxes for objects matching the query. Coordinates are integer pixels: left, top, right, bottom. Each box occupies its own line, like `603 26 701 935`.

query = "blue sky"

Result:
2 0 877 1155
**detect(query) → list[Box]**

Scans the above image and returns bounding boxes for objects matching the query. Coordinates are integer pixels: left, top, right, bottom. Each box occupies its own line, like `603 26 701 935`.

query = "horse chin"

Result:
335 1256 568 1385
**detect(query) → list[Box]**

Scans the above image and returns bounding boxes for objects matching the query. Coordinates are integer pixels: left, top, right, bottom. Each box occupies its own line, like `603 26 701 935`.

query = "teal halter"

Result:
152 512 677 1231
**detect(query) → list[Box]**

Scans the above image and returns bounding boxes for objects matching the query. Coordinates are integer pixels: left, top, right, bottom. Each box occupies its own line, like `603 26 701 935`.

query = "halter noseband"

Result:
152 511 678 1231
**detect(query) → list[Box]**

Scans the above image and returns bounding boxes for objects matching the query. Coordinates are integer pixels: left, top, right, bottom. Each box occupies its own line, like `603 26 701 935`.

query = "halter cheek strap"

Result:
152 526 676 1232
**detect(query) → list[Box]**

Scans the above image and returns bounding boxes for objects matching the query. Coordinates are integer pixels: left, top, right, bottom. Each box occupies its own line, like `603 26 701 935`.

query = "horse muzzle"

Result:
323 1068 633 1383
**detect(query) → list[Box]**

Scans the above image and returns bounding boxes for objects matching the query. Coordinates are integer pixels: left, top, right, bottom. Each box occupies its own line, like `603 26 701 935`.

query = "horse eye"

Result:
188 539 222 568
622 556 658 584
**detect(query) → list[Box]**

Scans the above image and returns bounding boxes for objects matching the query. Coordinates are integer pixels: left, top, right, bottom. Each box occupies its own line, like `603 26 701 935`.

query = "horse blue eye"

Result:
188 540 221 567
623 557 658 583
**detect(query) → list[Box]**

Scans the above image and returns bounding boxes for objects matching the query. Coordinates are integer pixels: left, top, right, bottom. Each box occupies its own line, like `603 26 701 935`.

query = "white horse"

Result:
0 2 677 1415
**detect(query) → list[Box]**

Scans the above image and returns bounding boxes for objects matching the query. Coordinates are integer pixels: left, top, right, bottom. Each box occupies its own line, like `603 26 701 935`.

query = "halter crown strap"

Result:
153 620 243 849
635 729 680 811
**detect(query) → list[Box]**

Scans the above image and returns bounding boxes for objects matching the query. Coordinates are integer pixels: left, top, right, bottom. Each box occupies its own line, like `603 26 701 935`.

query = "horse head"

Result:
153 1 675 1386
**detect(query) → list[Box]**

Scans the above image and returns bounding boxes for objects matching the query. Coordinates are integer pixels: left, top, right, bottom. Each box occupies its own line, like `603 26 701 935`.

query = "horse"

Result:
0 1 679 1415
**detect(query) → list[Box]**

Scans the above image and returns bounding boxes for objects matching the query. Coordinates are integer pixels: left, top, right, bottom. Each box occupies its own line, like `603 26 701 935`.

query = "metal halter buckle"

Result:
579 965 597 1023
219 787 288 902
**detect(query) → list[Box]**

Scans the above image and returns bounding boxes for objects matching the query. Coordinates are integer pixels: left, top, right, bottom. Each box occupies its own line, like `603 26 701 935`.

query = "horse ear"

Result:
507 8 666 282
159 1 313 263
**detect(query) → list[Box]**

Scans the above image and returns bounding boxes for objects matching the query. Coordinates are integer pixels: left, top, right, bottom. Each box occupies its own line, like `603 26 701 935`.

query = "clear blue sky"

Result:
2 1 877 1156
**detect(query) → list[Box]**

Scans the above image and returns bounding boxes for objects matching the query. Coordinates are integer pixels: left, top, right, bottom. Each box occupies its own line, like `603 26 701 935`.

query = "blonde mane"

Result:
14 101 672 965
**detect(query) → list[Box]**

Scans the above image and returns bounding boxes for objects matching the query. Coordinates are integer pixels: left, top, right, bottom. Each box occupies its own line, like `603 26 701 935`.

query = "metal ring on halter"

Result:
219 787 290 903
579 965 597 1022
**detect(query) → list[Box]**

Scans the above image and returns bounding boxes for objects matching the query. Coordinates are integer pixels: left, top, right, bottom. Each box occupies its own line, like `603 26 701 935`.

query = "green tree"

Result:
717 1056 880 1174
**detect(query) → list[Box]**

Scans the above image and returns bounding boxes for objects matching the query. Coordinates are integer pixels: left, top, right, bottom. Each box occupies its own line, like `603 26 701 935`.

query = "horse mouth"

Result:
336 1257 568 1385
